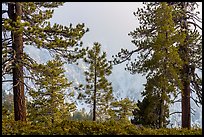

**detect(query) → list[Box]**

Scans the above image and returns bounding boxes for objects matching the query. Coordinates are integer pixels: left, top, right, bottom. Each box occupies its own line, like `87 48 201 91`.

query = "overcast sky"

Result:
3 2 202 104
50 2 143 58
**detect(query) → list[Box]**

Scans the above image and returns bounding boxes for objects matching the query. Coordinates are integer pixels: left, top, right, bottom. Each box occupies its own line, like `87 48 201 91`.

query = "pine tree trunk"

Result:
9 2 26 121
159 31 168 129
93 53 97 121
51 93 54 125
180 2 191 129
181 54 191 129
93 92 96 121
159 96 164 128
181 70 191 129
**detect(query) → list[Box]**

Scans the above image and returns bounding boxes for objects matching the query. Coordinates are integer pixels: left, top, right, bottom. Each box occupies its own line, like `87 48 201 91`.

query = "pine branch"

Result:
112 48 142 65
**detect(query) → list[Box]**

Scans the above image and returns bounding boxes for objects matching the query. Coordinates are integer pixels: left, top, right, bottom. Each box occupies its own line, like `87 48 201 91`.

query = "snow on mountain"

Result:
109 64 146 101
63 61 87 86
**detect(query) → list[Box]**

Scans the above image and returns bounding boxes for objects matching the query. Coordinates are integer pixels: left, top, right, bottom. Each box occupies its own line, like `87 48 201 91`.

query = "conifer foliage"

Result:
131 94 170 128
167 2 202 129
27 56 76 125
1 2 202 133
109 97 138 122
112 2 202 129
2 2 88 121
113 2 183 128
78 42 113 121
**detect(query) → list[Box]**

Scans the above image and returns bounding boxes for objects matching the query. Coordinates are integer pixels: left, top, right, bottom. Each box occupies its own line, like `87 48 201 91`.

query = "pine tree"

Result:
78 42 113 121
2 2 88 121
113 2 184 128
2 90 14 120
27 56 76 125
167 2 202 129
112 2 202 129
70 108 92 121
109 97 138 122
131 95 170 128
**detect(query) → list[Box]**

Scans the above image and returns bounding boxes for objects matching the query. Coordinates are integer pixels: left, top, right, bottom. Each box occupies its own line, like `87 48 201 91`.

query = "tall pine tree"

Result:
78 42 113 121
113 2 184 128
112 2 202 129
2 2 88 121
167 2 202 129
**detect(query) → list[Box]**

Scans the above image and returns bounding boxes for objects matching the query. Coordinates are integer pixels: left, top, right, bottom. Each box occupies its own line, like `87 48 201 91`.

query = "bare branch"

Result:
190 71 202 105
2 79 13 83
190 107 195 116
190 96 200 108
174 99 181 103
2 59 14 76
170 91 181 104
2 10 8 14
188 21 202 30
186 11 202 23
170 111 182 116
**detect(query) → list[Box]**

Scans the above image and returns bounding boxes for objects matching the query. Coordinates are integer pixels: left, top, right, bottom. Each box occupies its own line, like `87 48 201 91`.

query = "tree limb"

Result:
170 111 182 116
188 21 202 30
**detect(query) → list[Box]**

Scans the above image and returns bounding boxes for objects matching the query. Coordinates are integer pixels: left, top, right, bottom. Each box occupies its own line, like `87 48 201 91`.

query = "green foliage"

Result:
2 1 201 130
127 2 184 95
69 108 92 121
2 2 88 122
109 97 138 121
2 119 202 135
131 94 170 128
2 2 88 73
2 90 13 115
78 42 114 121
129 2 182 128
112 2 202 128
27 57 76 125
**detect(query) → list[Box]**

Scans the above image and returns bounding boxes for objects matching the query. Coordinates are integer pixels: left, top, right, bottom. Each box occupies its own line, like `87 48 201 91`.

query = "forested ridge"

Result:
2 2 202 135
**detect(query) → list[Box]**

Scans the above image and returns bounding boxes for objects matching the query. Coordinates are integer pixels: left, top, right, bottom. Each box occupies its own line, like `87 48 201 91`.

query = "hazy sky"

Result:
24 2 203 100
50 2 143 58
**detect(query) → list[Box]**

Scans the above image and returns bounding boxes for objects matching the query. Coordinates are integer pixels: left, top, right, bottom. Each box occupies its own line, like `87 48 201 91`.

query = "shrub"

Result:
2 119 202 135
